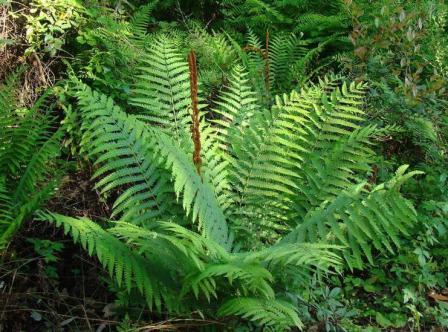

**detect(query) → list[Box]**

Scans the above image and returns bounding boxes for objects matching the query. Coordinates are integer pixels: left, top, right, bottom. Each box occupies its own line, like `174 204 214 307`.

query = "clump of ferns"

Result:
40 36 420 330
0 72 63 249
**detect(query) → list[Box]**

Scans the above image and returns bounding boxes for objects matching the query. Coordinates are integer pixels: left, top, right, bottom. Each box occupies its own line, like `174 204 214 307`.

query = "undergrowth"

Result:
0 0 447 331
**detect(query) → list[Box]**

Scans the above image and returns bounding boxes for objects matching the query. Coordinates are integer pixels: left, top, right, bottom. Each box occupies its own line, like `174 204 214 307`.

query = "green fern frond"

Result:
0 71 18 116
208 33 237 70
218 297 303 330
13 129 63 203
243 242 342 273
76 83 232 248
314 73 345 92
292 37 338 86
271 81 373 216
0 127 64 247
225 108 297 230
223 0 288 28
0 74 18 172
109 221 206 284
199 124 232 209
185 261 274 301
0 78 62 248
40 212 176 311
269 33 307 92
130 1 158 38
136 220 229 261
0 87 55 177
213 65 259 147
152 129 233 250
293 125 377 215
296 13 349 38
0 177 13 226
245 28 267 97
283 166 422 269
75 84 175 224
0 178 59 248
130 35 192 148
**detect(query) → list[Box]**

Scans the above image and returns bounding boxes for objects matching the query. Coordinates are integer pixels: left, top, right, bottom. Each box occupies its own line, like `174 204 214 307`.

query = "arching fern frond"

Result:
293 125 377 216
218 297 303 331
130 35 192 148
243 242 342 273
151 129 233 250
41 210 335 330
75 84 175 224
0 178 59 249
39 212 177 312
225 108 297 244
114 220 228 263
75 83 232 249
130 1 158 39
0 78 62 248
271 81 374 217
184 261 275 302
13 129 63 203
212 65 259 148
283 166 422 269
0 89 54 177
269 33 307 92
0 128 63 248
199 124 232 210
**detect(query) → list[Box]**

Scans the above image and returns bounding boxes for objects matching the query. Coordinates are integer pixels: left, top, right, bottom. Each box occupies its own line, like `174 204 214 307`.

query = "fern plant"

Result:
42 35 421 330
0 73 62 249
218 0 352 83
226 28 344 104
219 0 351 39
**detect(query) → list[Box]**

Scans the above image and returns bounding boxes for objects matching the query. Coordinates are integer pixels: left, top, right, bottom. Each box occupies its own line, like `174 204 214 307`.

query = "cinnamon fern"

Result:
38 36 420 330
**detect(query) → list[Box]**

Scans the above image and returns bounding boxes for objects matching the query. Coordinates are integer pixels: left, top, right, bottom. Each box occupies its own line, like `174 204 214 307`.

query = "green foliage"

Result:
0 73 62 248
27 238 64 263
219 0 349 39
218 298 303 330
37 35 421 328
74 2 159 101
76 83 232 247
24 0 86 56
27 238 64 278
40 212 183 311
328 2 448 327
76 84 175 223
2 0 447 330
345 0 448 163
283 165 422 268
41 211 338 329
130 35 192 146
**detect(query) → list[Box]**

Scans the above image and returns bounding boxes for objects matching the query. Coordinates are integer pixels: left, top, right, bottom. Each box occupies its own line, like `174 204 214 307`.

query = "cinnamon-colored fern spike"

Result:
188 50 202 178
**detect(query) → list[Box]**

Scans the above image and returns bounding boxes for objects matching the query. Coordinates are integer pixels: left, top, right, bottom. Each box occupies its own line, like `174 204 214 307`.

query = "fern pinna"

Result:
42 36 420 330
